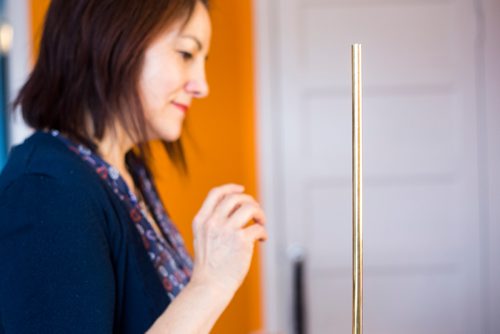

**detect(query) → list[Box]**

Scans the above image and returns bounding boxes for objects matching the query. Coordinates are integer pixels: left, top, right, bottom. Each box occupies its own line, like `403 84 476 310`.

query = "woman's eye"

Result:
179 51 193 61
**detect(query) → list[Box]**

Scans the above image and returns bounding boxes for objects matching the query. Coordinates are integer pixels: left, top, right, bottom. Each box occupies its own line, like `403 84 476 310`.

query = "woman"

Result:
0 0 267 333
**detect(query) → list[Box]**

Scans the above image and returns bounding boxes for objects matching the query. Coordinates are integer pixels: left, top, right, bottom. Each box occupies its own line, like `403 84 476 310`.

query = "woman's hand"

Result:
190 183 268 296
147 184 267 334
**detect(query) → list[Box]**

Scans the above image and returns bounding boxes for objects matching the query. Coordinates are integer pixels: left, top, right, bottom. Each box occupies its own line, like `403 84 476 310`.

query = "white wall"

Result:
6 0 32 147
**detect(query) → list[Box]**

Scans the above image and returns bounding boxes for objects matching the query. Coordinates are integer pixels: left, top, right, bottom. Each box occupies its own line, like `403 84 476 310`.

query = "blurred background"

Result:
1 0 499 333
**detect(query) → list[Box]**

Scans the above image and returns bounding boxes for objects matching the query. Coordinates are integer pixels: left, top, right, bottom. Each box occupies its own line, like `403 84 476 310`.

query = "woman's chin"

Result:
153 128 182 143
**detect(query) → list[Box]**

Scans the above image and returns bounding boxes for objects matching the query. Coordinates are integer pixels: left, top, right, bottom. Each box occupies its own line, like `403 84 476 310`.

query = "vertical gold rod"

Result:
352 43 363 334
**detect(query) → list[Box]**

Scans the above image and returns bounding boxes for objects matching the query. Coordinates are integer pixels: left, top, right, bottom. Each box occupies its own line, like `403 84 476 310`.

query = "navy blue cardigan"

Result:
0 132 171 333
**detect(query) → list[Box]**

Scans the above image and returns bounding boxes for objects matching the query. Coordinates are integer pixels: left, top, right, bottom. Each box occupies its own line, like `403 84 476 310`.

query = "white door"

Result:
255 0 494 333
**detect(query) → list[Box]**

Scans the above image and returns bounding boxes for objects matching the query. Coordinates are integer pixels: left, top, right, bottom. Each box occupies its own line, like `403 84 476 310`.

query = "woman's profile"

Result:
0 0 267 333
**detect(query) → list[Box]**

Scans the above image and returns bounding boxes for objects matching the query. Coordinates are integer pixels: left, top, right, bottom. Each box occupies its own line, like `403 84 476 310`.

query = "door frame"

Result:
253 0 286 331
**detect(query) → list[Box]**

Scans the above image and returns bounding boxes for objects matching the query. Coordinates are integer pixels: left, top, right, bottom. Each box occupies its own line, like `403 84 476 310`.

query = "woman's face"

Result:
139 2 211 142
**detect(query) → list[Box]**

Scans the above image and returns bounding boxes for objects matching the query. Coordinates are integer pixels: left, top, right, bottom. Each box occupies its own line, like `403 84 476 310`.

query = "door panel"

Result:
308 273 466 334
302 2 459 88
304 94 461 177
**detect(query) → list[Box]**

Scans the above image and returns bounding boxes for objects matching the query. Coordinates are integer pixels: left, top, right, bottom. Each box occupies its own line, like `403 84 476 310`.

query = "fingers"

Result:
194 184 244 226
243 223 268 242
227 202 266 229
213 193 257 220
194 184 266 238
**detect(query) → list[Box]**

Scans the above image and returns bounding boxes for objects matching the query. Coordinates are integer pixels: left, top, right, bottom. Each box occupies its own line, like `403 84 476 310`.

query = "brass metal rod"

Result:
352 43 363 334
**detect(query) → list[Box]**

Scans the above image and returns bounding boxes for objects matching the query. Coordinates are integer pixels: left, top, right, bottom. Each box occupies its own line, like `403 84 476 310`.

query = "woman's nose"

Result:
185 68 209 98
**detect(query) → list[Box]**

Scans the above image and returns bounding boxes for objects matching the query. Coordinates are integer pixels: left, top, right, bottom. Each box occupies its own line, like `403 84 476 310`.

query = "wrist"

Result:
147 271 236 334
189 270 238 302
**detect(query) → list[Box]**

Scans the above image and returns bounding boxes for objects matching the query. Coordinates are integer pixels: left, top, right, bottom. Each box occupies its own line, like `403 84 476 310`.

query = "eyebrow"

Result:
179 35 203 51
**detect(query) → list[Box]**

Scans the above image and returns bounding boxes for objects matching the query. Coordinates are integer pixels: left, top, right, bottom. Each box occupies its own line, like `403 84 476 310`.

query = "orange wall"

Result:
29 0 50 60
30 1 263 333
148 1 263 333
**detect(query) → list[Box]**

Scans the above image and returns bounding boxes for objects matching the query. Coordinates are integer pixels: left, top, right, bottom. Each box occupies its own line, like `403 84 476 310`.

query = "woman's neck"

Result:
97 126 137 193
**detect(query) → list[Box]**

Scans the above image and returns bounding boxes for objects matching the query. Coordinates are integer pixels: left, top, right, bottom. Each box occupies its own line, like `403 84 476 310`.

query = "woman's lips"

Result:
172 102 189 114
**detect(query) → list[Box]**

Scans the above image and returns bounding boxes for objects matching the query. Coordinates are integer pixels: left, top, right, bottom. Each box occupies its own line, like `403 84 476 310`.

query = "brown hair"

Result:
14 0 209 173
